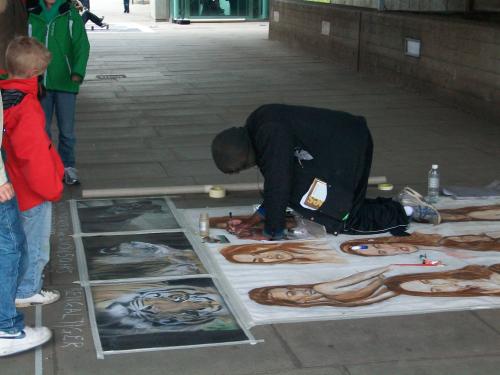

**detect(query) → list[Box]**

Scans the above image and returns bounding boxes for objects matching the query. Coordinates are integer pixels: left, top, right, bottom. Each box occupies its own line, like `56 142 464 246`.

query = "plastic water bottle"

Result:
199 213 210 238
427 164 440 203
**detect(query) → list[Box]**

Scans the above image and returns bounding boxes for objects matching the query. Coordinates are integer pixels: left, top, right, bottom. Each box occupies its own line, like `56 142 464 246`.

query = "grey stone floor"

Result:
4 3 500 374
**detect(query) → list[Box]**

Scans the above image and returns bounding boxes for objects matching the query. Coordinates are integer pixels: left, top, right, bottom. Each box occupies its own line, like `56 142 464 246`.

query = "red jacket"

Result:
0 76 64 211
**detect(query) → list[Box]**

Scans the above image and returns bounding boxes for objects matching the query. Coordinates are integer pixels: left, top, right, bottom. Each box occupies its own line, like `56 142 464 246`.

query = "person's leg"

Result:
81 10 90 24
349 122 373 217
16 202 59 306
88 11 104 27
0 201 53 357
345 197 410 235
40 90 56 140
54 91 77 169
0 198 26 334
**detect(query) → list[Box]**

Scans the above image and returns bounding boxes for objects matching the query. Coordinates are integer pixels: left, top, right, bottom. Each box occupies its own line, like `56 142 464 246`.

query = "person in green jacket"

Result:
28 0 89 185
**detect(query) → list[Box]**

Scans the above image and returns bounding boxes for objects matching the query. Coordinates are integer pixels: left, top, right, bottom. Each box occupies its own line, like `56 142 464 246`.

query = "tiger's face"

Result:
125 287 223 326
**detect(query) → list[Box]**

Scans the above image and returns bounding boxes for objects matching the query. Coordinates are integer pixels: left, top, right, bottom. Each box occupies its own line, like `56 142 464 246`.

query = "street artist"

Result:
211 104 440 240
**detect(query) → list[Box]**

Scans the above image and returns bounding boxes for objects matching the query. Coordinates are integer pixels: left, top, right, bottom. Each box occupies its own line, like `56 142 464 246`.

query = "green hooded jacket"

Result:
28 0 89 93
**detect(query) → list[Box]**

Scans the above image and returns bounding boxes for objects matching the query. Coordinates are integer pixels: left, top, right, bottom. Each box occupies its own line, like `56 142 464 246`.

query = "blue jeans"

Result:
41 90 77 168
16 202 52 299
0 198 27 333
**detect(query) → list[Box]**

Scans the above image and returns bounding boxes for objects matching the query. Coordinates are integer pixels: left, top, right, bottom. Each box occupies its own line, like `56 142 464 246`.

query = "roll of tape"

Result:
209 186 226 198
377 183 394 191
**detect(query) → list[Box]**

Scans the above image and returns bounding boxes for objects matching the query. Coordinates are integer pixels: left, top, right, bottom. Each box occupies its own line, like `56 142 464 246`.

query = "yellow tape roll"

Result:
377 183 394 191
209 186 226 198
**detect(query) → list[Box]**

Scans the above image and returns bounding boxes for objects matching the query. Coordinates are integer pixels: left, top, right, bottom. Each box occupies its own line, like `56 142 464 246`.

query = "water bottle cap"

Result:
432 164 438 169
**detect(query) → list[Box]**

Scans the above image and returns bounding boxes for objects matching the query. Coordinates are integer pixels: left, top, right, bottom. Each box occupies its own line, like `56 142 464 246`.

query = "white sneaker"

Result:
0 326 52 357
15 289 61 308
397 187 441 225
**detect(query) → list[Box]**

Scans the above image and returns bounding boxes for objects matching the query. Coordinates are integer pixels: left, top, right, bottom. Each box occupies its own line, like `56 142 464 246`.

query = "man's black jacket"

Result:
245 104 373 236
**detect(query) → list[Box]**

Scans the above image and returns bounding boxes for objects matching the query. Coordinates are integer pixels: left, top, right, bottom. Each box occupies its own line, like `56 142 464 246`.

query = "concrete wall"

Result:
270 0 500 121
383 0 469 11
150 0 170 20
328 0 500 12
475 0 500 11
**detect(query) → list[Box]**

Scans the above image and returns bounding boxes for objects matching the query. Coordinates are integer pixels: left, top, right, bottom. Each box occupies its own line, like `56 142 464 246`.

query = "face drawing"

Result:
351 243 419 256
467 209 500 221
400 274 500 294
233 249 295 263
221 241 342 264
267 287 323 304
440 205 500 222
98 241 174 261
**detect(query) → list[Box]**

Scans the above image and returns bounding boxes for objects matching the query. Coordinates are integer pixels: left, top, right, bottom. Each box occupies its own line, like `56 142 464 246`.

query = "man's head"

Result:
211 127 256 174
5 36 51 78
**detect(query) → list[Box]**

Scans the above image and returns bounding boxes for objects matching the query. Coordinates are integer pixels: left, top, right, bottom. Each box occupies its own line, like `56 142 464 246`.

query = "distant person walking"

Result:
73 0 108 29
27 0 90 185
123 0 129 13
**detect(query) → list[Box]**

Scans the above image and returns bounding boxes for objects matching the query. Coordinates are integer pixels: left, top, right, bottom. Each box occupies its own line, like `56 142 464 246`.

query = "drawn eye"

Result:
166 293 189 303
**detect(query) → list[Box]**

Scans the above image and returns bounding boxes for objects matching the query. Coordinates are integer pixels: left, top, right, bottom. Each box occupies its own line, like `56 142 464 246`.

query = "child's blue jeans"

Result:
0 197 27 333
16 202 52 299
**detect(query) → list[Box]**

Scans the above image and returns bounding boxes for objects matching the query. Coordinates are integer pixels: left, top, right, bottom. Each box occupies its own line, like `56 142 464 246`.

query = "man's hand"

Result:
0 182 15 202
71 74 82 83
227 218 252 236
226 222 270 240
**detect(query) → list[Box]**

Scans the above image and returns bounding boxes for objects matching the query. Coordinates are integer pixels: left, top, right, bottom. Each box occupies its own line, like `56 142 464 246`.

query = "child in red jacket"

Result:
0 36 64 307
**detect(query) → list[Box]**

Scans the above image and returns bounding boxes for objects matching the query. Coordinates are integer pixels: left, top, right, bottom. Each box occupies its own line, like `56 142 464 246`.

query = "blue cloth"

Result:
16 202 52 298
0 198 27 333
41 90 77 168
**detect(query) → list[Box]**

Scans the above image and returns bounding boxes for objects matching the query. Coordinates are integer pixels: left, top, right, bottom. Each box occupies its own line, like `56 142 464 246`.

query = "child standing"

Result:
0 36 64 307
28 0 89 185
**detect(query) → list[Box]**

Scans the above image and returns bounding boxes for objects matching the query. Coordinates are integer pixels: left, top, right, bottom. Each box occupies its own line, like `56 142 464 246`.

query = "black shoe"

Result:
64 167 80 185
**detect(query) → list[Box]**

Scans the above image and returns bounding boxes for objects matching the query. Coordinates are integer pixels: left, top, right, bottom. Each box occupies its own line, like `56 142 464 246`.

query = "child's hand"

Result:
71 74 82 83
0 182 15 202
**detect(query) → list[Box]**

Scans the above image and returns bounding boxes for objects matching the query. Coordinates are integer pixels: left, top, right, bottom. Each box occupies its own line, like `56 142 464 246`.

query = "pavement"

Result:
3 1 500 374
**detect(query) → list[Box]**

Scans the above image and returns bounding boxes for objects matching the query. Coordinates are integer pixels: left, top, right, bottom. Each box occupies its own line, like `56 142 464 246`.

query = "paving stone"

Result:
45 322 301 375
472 310 500 334
170 145 212 160
273 311 500 367
162 160 223 177
79 176 197 190
77 149 176 164
346 356 500 375
78 162 167 180
77 138 149 151
149 134 217 147
76 127 157 140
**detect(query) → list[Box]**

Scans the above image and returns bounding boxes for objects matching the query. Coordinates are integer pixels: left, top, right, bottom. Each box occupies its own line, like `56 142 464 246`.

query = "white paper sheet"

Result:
180 198 500 326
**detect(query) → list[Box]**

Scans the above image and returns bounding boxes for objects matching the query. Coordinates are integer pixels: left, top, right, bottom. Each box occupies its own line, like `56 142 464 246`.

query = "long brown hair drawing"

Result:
249 264 500 307
220 241 345 264
339 232 500 257
439 204 500 222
